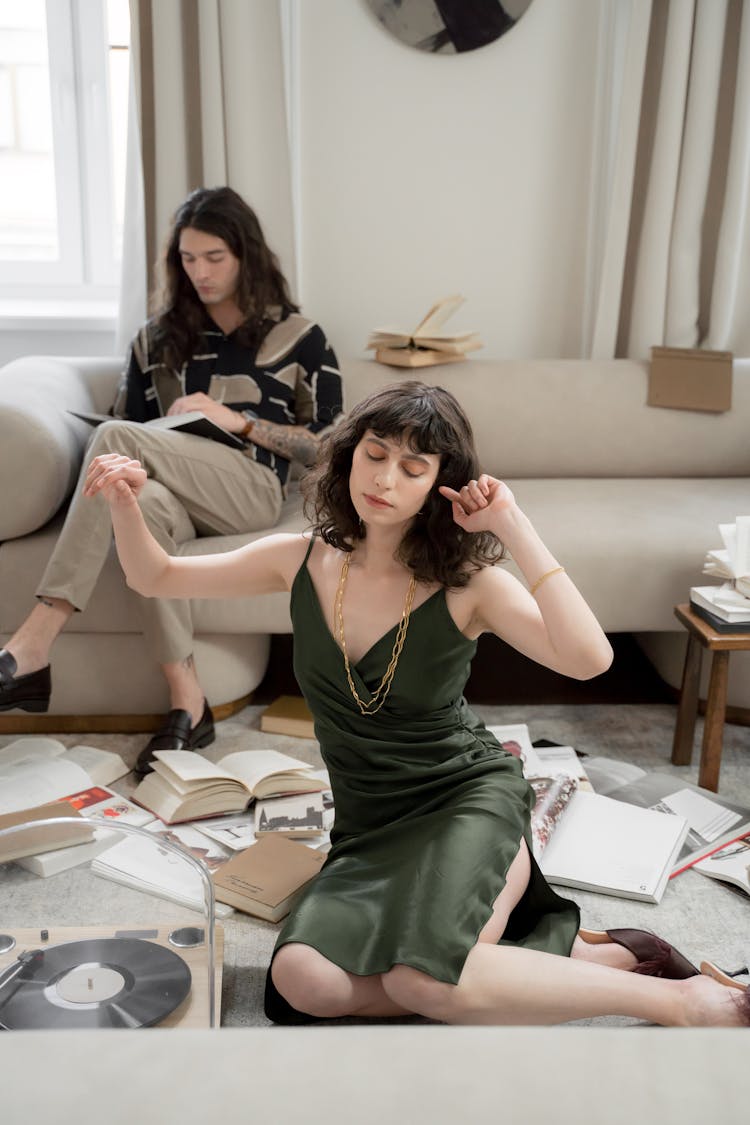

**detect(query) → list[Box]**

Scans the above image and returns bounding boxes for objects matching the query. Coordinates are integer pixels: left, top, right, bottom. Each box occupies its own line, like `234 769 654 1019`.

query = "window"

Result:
0 0 130 300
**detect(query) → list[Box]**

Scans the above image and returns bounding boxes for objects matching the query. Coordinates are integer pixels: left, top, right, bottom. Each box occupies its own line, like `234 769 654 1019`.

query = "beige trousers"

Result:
39 420 283 664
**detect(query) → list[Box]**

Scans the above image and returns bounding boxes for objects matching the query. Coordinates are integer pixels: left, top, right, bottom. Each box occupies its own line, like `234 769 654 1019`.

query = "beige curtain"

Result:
588 0 750 360
117 0 295 351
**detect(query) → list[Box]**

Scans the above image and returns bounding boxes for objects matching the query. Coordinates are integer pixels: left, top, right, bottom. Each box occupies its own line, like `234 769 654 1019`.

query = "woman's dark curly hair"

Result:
303 381 505 588
150 186 299 369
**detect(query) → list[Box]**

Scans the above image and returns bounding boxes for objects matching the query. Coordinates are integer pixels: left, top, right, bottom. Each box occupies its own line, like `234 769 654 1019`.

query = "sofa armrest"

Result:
0 355 123 540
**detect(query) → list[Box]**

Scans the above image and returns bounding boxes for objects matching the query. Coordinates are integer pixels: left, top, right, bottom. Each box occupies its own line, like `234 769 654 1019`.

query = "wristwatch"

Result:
239 409 258 439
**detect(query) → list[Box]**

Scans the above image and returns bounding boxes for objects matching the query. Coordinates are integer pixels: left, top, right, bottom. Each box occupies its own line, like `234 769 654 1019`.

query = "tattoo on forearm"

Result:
250 420 320 467
181 655 195 672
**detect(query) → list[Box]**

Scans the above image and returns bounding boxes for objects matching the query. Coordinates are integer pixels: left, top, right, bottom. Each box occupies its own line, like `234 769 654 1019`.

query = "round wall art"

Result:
364 0 534 54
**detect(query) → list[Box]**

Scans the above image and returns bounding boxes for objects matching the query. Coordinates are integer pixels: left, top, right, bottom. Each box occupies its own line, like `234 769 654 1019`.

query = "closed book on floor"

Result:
259 695 316 739
212 834 326 922
0 803 91 864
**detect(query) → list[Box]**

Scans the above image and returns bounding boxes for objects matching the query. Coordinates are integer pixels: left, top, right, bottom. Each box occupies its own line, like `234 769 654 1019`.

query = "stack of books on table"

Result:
691 515 750 631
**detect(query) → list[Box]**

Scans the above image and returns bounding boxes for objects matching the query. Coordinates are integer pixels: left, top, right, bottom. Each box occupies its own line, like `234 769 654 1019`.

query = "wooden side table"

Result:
671 603 750 791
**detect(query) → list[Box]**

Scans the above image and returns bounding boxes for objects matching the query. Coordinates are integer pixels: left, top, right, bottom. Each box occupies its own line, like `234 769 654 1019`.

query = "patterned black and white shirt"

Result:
114 312 343 489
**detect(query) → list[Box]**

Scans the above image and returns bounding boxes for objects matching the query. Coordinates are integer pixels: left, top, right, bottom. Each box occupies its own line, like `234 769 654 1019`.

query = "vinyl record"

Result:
0 938 191 1030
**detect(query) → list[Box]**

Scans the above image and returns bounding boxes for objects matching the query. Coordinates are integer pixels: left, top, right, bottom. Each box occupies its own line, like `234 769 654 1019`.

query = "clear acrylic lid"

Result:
0 815 219 1029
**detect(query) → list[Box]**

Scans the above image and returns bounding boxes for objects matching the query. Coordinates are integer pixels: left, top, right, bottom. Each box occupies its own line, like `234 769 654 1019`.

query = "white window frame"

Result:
0 0 122 302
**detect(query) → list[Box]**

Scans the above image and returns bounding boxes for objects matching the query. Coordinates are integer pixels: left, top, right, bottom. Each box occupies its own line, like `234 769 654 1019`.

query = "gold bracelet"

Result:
529 566 565 597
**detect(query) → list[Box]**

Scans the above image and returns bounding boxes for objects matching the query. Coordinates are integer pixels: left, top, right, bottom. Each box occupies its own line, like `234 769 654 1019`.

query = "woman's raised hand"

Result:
438 474 516 534
83 453 147 507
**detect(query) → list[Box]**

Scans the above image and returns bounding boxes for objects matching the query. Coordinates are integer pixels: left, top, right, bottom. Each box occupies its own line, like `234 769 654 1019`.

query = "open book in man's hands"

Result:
132 748 327 824
367 294 483 367
69 410 246 450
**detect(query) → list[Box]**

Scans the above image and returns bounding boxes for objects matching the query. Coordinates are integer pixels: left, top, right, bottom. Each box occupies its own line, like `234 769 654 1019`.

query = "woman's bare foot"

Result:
679 975 748 1027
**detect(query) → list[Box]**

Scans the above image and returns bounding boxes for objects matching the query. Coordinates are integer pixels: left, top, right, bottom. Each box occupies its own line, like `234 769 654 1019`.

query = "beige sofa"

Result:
1 353 749 727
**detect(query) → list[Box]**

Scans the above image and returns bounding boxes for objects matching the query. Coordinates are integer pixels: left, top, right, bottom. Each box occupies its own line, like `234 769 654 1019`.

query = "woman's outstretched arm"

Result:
83 453 301 601
440 475 613 680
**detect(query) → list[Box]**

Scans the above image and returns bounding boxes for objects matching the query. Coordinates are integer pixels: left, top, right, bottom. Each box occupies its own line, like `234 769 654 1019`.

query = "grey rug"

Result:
3 702 749 1027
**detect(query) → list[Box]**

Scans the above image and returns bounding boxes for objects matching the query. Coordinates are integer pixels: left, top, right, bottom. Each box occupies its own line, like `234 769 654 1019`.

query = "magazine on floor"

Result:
692 833 750 896
91 820 234 917
583 757 750 876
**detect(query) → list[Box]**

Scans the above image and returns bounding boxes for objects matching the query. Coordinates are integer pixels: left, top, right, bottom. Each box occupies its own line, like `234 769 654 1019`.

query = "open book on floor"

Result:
486 725 593 791
132 748 327 824
0 737 129 815
69 409 245 450
537 788 689 903
583 758 750 876
692 833 750 897
91 820 235 917
254 791 331 839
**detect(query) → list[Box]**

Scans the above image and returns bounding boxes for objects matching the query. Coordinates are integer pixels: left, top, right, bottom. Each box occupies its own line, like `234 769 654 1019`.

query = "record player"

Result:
0 924 224 1029
0 815 225 1029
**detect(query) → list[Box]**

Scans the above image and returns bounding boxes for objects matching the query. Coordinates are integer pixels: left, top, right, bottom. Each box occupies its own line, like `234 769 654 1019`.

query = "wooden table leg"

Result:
698 650 730 792
672 633 702 766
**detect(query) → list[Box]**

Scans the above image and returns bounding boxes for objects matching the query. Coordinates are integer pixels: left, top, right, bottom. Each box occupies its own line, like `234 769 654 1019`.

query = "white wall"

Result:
298 0 602 359
0 0 604 366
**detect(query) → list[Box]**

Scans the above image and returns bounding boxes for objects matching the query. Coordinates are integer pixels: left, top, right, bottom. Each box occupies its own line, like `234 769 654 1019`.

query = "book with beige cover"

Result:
260 695 316 739
367 294 483 367
212 834 326 922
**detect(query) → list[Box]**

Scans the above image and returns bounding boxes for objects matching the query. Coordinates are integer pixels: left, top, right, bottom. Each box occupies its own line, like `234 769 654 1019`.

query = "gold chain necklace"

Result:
334 552 417 715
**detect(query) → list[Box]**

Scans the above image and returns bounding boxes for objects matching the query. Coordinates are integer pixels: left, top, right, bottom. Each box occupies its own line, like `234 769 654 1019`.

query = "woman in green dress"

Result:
85 380 749 1028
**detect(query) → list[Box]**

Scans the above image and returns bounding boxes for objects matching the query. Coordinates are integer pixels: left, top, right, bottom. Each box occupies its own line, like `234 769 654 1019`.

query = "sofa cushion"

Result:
0 357 117 540
340 358 750 479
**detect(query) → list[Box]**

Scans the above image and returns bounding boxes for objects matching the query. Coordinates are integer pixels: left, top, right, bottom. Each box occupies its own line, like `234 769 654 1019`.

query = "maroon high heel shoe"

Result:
700 961 750 1025
578 927 699 978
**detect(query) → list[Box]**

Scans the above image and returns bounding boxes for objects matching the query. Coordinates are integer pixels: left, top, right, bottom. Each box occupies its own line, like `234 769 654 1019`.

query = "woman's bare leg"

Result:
3 597 73 674
271 943 413 1019
272 837 745 1027
379 944 743 1027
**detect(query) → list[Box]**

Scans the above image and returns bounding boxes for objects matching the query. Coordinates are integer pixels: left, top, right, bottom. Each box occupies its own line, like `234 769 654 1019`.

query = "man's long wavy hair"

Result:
303 382 505 588
150 186 299 368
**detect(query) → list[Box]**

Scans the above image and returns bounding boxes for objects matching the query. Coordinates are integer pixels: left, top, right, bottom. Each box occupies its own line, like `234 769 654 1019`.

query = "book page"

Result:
413 294 465 337
0 758 93 815
0 737 66 766
529 775 578 858
660 788 741 842
64 744 129 786
153 750 240 784
216 749 314 793
486 723 544 777
694 835 750 892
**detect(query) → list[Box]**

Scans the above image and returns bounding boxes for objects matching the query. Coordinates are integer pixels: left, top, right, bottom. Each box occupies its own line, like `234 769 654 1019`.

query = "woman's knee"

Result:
380 964 453 1021
271 944 354 1019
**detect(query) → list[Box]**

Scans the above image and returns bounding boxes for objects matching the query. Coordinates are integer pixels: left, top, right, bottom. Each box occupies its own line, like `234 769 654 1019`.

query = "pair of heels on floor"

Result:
579 927 750 1023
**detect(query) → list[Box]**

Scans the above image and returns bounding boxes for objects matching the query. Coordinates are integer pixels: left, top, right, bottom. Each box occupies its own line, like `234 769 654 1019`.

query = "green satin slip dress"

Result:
264 542 580 1022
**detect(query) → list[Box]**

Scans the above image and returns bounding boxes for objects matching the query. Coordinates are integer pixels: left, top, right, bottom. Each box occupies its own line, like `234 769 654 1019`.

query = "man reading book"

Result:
0 187 343 776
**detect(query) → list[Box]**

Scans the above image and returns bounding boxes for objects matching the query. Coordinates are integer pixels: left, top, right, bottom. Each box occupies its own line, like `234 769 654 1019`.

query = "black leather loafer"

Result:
0 650 51 713
134 699 215 777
